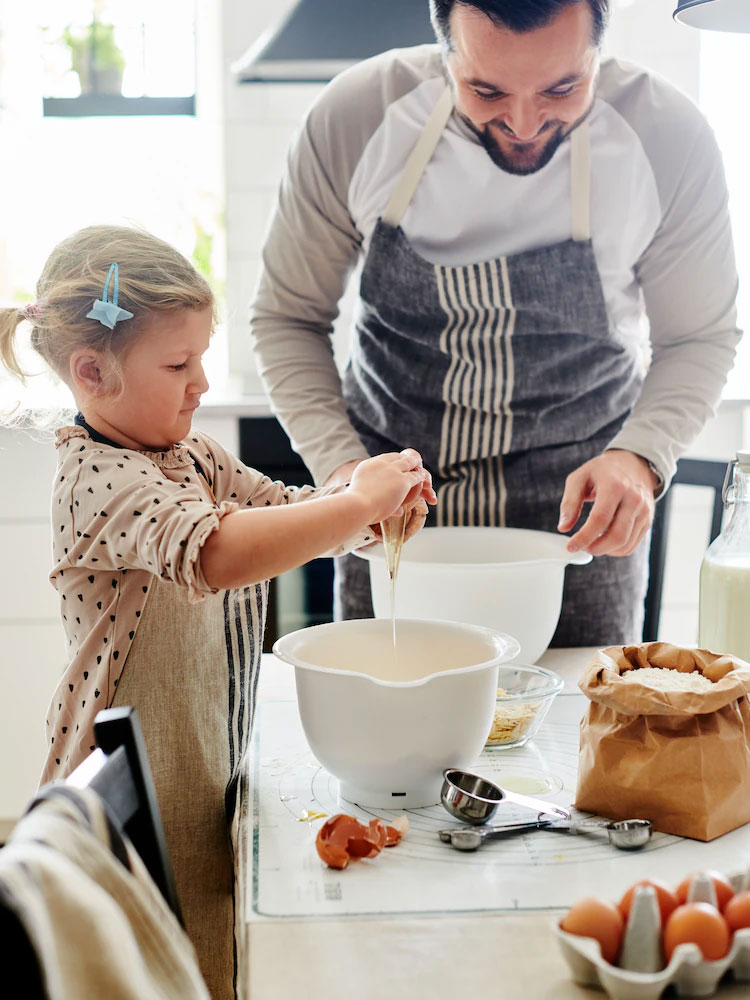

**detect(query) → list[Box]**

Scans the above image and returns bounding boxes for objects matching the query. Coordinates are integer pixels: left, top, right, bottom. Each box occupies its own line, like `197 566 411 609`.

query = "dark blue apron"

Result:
336 87 648 646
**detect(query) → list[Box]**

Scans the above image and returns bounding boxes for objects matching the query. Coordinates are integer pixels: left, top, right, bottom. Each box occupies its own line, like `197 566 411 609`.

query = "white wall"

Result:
222 0 322 388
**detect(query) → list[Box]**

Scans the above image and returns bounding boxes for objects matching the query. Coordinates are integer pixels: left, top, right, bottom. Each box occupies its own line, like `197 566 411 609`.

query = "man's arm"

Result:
560 110 740 556
252 48 444 485
606 117 740 488
251 105 369 484
251 57 404 486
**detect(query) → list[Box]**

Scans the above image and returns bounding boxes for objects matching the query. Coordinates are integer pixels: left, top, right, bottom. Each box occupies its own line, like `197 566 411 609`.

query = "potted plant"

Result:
64 20 126 96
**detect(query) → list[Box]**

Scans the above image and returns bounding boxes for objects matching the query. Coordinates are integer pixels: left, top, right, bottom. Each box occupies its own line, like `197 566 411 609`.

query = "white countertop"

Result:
242 648 750 1000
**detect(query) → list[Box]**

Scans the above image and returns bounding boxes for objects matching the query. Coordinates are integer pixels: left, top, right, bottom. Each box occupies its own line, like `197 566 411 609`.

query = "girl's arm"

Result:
200 451 431 590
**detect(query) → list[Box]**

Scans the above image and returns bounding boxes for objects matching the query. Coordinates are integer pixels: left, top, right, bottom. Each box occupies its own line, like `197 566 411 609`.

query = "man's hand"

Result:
325 459 364 487
557 450 659 557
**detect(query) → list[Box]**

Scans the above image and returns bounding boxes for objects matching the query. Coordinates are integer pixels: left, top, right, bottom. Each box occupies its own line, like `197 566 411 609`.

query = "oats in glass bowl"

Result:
486 664 565 748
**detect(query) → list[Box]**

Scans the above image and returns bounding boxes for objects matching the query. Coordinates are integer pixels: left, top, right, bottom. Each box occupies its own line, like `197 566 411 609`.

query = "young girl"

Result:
0 225 435 999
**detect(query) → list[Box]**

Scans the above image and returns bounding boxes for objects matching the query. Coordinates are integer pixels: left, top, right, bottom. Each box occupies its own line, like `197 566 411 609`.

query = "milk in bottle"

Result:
698 450 750 661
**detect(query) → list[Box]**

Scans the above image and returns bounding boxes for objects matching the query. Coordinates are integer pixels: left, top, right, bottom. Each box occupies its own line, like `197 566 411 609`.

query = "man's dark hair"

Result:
429 0 610 49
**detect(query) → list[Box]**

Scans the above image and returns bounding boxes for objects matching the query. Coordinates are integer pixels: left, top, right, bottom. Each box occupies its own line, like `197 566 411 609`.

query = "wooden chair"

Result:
67 705 183 924
643 457 728 641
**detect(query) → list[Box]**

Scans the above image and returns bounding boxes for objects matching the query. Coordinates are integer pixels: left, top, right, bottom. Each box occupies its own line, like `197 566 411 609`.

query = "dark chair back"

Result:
643 457 728 641
67 705 183 924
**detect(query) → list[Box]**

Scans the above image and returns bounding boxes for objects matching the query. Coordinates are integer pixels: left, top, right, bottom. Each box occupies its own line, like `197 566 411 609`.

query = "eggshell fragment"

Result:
315 813 407 869
384 815 409 846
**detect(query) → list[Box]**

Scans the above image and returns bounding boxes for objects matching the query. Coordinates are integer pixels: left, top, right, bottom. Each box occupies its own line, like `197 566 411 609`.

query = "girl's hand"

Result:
347 449 433 526
361 452 436 542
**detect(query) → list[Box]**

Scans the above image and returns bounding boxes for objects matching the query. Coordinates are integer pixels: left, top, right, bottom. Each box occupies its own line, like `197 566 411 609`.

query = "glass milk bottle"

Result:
698 450 750 660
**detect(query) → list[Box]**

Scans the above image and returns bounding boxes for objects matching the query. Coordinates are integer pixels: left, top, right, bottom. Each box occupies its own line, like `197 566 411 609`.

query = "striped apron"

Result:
336 86 649 646
112 575 264 1000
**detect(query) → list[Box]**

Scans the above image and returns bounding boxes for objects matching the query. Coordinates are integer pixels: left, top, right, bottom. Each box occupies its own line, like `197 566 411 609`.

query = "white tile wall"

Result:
0 428 63 821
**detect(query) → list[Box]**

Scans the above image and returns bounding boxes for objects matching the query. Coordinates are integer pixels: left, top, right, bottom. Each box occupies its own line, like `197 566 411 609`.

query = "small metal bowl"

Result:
441 768 504 825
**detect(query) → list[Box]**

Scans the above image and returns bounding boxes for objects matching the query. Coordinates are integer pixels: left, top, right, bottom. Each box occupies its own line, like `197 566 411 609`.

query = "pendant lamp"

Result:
674 0 750 32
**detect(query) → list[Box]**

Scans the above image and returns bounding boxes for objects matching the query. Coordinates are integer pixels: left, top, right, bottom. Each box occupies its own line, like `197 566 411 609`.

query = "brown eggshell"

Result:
384 815 410 846
316 814 389 869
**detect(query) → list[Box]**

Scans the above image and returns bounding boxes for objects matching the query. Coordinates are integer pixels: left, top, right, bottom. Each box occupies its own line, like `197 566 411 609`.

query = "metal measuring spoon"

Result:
441 767 570 825
542 816 653 850
438 816 653 852
439 816 554 851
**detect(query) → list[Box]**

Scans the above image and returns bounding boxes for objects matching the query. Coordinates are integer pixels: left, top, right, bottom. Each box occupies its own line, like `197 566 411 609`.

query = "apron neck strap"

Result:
570 118 591 242
382 85 454 228
382 85 592 241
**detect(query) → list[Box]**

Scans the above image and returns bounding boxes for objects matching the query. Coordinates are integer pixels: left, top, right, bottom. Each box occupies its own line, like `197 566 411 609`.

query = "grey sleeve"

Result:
251 49 440 485
607 115 741 487
250 80 372 485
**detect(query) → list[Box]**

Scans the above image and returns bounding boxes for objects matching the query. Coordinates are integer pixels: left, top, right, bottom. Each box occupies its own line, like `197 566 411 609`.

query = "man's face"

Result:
446 2 600 175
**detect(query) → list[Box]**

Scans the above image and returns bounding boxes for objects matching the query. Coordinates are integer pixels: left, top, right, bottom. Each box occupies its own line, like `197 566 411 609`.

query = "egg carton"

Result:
555 870 750 1000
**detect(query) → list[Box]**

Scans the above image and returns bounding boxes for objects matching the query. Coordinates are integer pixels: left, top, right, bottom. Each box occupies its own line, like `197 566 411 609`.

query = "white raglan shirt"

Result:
251 46 740 488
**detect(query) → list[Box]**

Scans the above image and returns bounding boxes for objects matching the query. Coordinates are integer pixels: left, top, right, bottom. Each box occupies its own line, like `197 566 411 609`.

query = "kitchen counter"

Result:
239 648 750 1000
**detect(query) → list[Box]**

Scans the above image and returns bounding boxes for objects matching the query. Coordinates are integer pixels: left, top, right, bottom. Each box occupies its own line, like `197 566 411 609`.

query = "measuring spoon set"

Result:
438 767 652 853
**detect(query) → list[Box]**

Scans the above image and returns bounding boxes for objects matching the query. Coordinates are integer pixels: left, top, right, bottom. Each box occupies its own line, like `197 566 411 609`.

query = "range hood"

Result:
233 0 436 83
674 0 750 32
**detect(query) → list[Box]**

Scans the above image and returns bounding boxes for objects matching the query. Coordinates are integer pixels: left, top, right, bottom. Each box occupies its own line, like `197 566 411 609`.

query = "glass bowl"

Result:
485 663 565 749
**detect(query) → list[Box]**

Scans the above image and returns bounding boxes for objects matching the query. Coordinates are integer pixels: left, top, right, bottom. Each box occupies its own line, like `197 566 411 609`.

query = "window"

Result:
40 0 196 116
0 1 227 413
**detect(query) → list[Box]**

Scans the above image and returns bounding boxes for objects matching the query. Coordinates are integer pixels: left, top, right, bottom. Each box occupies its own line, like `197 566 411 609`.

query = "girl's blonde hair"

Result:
0 225 215 395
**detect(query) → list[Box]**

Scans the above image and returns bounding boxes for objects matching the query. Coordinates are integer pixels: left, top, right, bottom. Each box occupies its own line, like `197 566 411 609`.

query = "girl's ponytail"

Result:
0 306 33 381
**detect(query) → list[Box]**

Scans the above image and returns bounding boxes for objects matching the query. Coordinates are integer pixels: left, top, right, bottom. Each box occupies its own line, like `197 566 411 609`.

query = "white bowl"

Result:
272 617 520 808
355 526 591 663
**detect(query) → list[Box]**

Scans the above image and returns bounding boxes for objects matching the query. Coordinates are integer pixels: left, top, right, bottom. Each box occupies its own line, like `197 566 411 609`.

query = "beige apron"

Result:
113 574 265 1000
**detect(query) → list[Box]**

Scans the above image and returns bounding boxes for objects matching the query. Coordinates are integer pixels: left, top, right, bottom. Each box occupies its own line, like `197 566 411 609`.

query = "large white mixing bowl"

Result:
273 617 519 808
356 526 592 663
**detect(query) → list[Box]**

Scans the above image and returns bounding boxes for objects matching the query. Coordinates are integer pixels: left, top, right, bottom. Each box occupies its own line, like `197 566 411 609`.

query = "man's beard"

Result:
461 102 594 176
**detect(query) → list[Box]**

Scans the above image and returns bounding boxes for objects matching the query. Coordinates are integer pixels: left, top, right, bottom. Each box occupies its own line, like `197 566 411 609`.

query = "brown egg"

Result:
618 879 679 926
663 902 731 962
724 891 750 932
560 898 624 965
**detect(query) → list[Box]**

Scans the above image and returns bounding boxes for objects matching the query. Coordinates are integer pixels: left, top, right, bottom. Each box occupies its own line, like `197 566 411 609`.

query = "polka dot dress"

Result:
42 424 368 784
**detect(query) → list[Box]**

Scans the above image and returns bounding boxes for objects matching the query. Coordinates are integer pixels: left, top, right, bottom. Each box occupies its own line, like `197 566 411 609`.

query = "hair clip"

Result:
86 263 134 330
21 303 42 322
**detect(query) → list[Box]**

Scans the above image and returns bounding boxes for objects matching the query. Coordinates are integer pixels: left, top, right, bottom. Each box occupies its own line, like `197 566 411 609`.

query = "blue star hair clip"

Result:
86 262 134 330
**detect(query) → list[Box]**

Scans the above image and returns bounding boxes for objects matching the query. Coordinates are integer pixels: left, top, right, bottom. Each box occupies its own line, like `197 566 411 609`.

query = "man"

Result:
251 0 740 644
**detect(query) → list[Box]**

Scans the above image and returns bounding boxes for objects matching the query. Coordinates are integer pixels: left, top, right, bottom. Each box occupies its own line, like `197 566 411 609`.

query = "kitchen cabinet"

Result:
239 416 335 651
